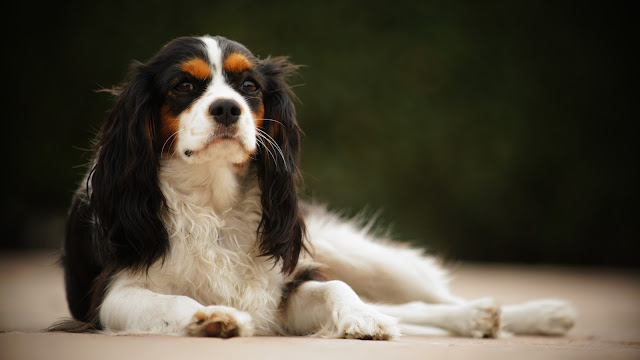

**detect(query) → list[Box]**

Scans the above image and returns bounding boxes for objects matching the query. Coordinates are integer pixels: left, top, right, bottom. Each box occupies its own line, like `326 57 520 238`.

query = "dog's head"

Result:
90 36 304 274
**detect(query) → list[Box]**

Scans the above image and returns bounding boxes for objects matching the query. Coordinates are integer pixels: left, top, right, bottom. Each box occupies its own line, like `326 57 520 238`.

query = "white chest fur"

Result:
139 160 286 335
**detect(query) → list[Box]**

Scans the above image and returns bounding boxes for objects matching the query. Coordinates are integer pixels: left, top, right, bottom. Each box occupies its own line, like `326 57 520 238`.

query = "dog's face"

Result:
91 36 305 274
156 37 265 165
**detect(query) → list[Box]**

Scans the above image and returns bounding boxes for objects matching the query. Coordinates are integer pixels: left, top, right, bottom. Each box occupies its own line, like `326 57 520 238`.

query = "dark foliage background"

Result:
1 1 637 266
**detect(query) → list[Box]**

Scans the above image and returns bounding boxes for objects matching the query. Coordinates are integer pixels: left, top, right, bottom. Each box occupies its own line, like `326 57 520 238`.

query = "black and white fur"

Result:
55 35 576 339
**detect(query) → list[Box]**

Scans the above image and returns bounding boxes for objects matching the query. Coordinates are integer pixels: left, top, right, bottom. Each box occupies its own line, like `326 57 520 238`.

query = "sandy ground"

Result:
0 252 638 359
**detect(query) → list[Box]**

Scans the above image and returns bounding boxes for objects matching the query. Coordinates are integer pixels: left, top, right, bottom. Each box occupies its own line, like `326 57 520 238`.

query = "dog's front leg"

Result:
281 280 399 339
99 274 253 337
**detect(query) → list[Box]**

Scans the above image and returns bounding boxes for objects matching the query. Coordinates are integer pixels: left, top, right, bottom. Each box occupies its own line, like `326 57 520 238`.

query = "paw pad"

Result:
188 310 247 338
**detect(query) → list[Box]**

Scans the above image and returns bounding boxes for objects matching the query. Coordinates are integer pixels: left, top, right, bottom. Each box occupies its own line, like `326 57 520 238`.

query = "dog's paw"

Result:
502 299 576 336
341 309 400 340
319 306 400 340
519 299 577 336
537 300 576 335
456 297 502 338
186 306 254 338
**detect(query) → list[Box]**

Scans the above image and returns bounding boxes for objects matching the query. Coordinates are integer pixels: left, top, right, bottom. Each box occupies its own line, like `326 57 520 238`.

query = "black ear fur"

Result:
89 64 169 271
256 57 306 274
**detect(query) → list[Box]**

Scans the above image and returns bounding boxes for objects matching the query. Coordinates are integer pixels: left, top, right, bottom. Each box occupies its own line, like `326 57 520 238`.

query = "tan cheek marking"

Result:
224 53 252 73
159 105 180 153
253 103 265 128
181 58 211 80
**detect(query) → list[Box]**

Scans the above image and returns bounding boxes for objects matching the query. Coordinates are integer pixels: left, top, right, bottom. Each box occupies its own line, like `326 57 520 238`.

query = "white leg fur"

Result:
100 274 254 337
372 298 501 338
374 299 576 338
283 280 400 339
396 323 453 337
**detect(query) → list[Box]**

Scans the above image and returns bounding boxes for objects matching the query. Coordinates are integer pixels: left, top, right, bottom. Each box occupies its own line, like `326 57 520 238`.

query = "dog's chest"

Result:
152 168 285 333
148 213 285 334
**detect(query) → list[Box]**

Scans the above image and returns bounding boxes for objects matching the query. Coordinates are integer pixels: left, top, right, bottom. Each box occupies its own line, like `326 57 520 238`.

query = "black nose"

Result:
209 99 241 126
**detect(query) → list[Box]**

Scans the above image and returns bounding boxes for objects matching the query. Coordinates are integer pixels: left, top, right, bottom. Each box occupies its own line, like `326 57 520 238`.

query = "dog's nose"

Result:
209 99 241 126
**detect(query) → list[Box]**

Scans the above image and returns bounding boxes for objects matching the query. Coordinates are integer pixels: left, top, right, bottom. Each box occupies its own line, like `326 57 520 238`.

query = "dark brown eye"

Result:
242 80 258 93
174 82 194 93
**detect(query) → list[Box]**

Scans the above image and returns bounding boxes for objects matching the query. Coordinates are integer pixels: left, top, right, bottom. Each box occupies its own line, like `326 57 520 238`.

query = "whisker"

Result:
255 133 278 170
257 118 285 127
256 128 289 171
168 132 181 160
288 83 306 90
160 131 180 159
256 129 284 157
256 133 278 169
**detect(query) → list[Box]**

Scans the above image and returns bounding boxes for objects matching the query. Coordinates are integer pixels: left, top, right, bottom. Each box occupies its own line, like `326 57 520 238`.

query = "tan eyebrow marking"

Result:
180 58 211 80
224 53 252 73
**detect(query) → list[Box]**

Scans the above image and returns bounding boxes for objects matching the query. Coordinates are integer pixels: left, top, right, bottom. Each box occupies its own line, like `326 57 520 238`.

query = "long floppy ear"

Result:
256 57 306 274
89 64 169 272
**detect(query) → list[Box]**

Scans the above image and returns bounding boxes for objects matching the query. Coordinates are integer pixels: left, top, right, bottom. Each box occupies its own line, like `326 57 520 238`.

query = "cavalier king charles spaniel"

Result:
53 35 576 339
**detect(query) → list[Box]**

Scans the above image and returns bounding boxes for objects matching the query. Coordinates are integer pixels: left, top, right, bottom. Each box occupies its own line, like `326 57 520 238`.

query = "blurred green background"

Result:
2 1 637 266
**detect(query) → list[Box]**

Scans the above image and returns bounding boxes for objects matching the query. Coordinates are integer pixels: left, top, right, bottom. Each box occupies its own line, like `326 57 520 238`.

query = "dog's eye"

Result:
242 80 258 93
174 82 194 93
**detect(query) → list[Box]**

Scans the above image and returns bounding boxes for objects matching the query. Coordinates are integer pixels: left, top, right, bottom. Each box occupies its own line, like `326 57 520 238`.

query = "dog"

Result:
53 35 576 339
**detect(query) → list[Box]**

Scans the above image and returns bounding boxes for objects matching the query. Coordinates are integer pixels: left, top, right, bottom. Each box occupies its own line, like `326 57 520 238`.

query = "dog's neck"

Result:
159 157 254 214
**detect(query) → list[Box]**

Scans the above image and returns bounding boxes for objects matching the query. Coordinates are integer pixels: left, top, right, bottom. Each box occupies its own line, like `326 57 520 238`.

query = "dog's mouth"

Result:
184 130 247 158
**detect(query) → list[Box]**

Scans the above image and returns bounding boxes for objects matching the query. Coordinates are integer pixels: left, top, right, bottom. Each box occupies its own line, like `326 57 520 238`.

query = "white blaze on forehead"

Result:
200 36 223 78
